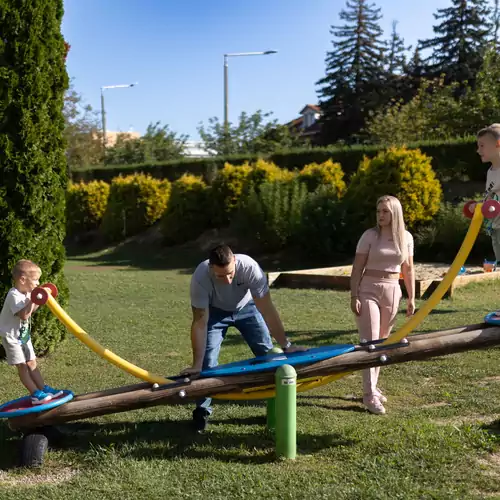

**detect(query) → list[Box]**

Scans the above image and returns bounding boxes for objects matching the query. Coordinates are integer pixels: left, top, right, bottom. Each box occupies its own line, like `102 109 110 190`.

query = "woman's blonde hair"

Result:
376 195 408 263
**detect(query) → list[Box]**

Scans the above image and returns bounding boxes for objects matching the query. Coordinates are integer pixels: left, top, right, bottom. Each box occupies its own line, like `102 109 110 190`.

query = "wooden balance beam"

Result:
8 323 500 431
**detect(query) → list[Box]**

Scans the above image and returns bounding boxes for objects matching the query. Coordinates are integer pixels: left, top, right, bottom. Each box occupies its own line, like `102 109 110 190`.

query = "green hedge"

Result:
70 154 259 184
70 137 483 184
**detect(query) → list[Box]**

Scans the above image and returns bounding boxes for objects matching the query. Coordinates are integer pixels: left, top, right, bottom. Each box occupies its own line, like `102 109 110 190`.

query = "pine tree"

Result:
383 20 413 103
317 0 387 144
418 0 491 87
493 0 500 51
0 0 69 356
387 21 410 74
400 47 427 102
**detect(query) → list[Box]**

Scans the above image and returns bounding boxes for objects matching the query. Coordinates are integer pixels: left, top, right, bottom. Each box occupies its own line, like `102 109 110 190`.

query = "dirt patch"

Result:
478 376 500 387
420 402 451 409
479 453 500 478
0 467 77 487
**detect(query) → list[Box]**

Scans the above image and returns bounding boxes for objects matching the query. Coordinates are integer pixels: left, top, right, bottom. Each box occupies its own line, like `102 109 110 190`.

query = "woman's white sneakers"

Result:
363 395 386 415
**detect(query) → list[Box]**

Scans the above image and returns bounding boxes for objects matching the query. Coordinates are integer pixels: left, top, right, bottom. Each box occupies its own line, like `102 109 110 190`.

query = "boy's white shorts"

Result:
1 335 36 365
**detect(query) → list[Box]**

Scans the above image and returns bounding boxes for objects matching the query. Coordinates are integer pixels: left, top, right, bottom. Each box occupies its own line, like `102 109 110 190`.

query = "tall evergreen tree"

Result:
383 20 413 103
387 20 410 74
418 0 491 87
493 0 500 51
317 0 387 144
405 47 425 96
0 0 69 355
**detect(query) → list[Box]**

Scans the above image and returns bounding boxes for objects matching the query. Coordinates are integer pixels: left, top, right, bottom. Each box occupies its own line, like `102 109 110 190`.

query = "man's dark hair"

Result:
209 244 234 267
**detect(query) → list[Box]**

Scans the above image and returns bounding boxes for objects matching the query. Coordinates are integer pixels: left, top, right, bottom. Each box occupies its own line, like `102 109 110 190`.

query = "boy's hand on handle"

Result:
406 299 416 317
351 297 361 316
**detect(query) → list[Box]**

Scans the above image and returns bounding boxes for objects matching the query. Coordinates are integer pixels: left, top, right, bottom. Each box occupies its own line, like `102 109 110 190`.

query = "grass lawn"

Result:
1 249 500 499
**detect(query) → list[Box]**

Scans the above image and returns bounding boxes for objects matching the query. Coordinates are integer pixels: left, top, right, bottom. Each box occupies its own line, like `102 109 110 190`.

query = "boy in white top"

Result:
0 260 63 405
477 124 500 262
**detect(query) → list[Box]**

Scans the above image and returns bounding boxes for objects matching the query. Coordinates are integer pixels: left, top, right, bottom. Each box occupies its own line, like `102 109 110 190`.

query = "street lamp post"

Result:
223 50 278 133
100 83 138 149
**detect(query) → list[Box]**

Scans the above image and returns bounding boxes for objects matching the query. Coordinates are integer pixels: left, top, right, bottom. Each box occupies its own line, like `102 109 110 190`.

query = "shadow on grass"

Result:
47 418 356 465
66 235 350 274
482 418 500 436
0 398 362 470
427 309 461 316
66 240 204 273
0 424 21 470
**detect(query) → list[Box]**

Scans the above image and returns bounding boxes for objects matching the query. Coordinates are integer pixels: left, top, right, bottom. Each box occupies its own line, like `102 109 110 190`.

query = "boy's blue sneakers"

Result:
43 385 64 398
31 390 53 405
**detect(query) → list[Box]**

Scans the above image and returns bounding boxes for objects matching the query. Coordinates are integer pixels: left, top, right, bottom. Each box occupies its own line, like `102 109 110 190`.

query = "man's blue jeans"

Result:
196 300 273 414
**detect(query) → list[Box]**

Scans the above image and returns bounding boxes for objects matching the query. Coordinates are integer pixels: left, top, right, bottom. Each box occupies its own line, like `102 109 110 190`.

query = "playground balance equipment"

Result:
6 203 500 463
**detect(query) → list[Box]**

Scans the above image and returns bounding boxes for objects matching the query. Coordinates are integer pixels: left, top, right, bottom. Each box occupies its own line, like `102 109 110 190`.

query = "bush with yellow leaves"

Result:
161 174 211 245
100 173 171 241
344 146 442 230
298 159 346 197
66 180 110 236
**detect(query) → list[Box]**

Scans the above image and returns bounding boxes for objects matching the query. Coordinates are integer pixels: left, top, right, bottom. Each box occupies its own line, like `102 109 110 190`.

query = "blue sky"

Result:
62 0 457 140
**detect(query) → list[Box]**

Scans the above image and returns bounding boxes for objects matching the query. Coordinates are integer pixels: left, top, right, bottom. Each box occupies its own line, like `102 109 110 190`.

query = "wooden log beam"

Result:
9 324 500 431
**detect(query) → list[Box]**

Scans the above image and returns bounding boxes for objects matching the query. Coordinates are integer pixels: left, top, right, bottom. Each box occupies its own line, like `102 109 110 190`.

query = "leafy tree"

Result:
418 0 491 87
0 0 69 355
105 121 187 165
365 78 460 144
198 110 305 156
64 80 103 168
316 0 387 143
365 46 500 144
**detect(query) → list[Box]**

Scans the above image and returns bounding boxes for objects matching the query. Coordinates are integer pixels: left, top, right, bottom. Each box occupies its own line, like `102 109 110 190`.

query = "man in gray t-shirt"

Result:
182 243 304 432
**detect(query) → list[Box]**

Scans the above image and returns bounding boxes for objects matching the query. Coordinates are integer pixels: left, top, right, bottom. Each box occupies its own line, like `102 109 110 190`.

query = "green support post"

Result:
275 364 297 460
266 347 283 431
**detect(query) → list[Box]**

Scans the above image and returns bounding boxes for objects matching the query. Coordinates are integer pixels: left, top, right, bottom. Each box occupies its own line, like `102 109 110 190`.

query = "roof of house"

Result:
299 104 321 114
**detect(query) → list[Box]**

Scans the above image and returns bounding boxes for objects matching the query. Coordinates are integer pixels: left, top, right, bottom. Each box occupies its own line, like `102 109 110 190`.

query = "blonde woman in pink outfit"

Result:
350 195 415 415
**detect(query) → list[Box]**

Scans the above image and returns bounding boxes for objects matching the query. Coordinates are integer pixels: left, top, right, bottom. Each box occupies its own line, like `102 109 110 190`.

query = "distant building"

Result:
101 130 141 148
286 104 322 144
183 140 215 158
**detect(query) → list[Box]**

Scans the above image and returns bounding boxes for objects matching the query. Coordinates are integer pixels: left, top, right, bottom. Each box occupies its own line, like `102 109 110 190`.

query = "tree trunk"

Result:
9 324 500 431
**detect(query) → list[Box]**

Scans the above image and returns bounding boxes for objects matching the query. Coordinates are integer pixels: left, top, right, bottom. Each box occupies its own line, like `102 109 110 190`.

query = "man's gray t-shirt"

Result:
190 254 269 312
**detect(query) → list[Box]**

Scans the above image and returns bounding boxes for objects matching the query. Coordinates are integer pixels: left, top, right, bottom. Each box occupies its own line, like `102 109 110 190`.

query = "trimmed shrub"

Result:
296 188 351 263
233 179 309 252
247 159 295 188
70 153 259 184
100 173 171 241
70 137 482 186
344 146 443 231
161 174 211 245
298 159 346 196
66 181 110 236
210 163 253 226
0 0 69 356
415 201 492 263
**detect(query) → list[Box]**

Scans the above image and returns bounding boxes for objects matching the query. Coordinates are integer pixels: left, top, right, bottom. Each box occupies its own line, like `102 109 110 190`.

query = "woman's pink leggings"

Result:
355 276 402 399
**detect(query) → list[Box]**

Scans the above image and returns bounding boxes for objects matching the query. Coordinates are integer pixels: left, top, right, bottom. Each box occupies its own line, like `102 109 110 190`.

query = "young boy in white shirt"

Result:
0 260 63 405
477 124 500 262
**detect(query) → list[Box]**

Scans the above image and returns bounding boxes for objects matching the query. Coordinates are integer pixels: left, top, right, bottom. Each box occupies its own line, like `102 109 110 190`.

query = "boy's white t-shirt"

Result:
0 288 31 343
486 167 500 229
